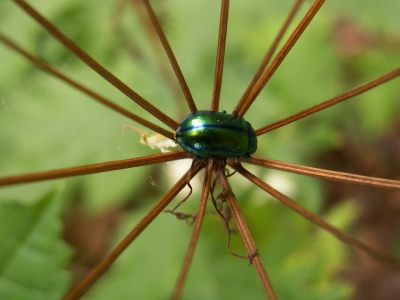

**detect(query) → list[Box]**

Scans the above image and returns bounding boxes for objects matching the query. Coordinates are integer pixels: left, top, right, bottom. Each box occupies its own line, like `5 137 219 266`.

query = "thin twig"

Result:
238 0 304 106
129 0 187 117
233 0 325 116
211 0 230 112
12 0 179 130
230 163 400 272
171 159 213 299
255 68 400 135
0 151 191 186
218 171 277 300
63 159 204 300
238 156 400 190
141 0 197 113
209 162 248 260
0 33 175 140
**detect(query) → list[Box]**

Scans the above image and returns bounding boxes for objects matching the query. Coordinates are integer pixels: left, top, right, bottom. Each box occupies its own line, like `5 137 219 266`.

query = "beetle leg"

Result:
236 157 241 165
242 153 252 160
225 167 236 177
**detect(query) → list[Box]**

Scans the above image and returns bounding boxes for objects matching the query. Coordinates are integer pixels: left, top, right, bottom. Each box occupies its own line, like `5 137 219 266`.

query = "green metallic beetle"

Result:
175 110 257 160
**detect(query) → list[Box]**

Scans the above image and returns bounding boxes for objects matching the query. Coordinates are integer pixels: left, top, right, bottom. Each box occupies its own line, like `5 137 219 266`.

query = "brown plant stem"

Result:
12 0 179 130
62 159 204 300
141 0 197 113
211 0 230 112
0 33 175 140
218 171 278 300
238 0 304 106
129 0 187 117
255 68 400 135
171 159 213 299
233 0 325 116
230 162 400 272
0 151 191 186
238 156 400 190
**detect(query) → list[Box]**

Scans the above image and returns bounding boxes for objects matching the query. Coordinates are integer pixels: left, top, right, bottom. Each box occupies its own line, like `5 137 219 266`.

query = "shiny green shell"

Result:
175 110 257 159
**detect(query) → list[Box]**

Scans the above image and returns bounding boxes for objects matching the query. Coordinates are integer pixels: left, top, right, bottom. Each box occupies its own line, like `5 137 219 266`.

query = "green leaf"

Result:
0 192 72 300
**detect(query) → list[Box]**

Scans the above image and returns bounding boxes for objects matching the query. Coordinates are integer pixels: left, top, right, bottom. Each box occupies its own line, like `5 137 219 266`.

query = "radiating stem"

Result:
211 0 230 112
0 151 191 186
63 159 204 300
171 159 213 299
129 0 186 116
238 156 400 190
0 33 175 140
233 0 325 116
238 0 304 106
218 172 277 300
230 163 400 272
141 0 197 113
12 0 179 130
255 68 400 135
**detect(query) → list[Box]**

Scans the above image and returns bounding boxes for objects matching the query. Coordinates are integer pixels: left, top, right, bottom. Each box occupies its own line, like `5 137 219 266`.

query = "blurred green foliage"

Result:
0 190 72 299
0 0 398 299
